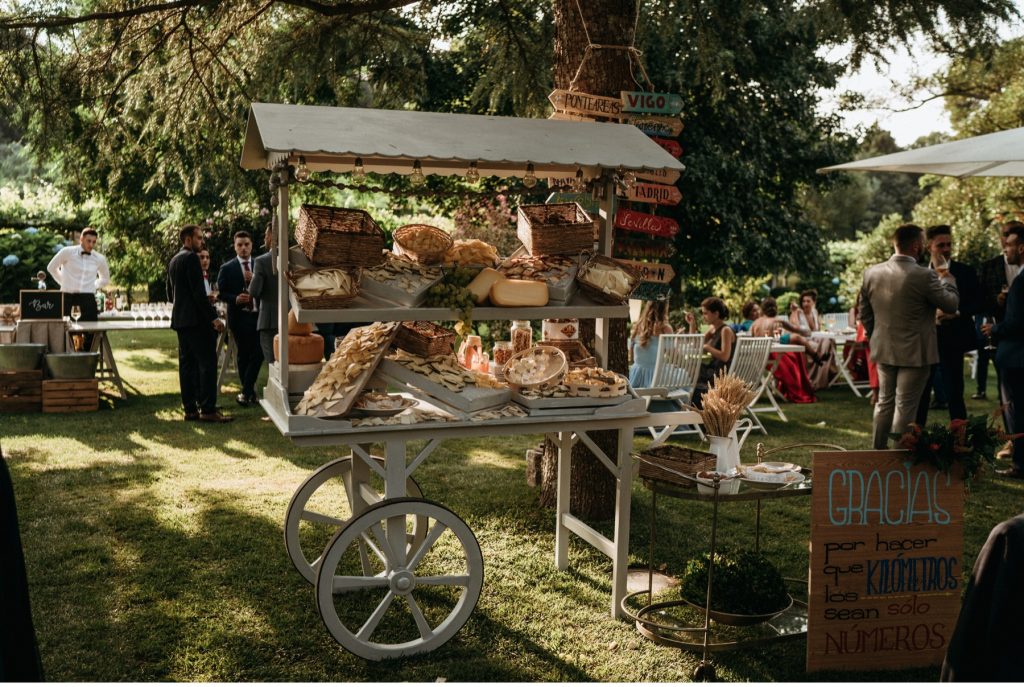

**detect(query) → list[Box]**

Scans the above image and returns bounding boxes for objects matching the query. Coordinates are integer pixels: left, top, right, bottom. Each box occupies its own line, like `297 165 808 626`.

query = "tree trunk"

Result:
537 0 637 520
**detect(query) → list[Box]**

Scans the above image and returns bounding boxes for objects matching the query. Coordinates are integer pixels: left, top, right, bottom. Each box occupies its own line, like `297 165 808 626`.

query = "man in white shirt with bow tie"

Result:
47 227 110 348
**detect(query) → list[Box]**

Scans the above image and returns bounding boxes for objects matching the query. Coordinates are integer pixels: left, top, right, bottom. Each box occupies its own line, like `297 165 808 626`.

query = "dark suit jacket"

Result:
167 248 218 331
978 254 1010 321
937 260 981 355
993 274 1024 370
247 252 279 332
217 257 259 331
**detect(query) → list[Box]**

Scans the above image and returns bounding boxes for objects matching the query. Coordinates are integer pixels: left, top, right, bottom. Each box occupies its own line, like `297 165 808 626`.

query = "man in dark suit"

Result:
982 222 1024 478
217 230 263 406
167 225 231 423
247 224 279 371
978 220 1022 459
915 225 982 426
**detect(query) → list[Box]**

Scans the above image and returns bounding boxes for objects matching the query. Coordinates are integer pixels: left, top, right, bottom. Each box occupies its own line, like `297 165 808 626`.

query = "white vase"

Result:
708 434 740 475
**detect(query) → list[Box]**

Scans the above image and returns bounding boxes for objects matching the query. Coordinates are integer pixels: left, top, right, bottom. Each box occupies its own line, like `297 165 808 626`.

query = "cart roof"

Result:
240 102 684 179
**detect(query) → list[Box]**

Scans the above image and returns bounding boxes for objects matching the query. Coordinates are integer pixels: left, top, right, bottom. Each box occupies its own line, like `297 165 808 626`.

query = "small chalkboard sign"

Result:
19 290 64 320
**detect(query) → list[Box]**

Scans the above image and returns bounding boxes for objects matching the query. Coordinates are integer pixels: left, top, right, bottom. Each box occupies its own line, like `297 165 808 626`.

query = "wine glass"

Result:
983 316 997 351
70 305 81 324
934 254 950 277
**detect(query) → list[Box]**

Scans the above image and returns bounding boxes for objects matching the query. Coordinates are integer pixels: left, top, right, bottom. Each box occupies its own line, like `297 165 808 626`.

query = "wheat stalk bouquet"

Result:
696 371 757 437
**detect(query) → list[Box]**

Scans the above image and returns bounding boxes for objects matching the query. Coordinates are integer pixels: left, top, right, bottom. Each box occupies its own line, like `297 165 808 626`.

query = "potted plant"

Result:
680 549 791 625
893 411 1016 483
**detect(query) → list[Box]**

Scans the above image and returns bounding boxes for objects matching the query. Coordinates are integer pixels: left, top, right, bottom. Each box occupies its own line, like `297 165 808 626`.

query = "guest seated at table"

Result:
791 288 820 331
683 297 735 407
788 289 836 389
733 300 760 333
752 297 815 403
628 300 674 389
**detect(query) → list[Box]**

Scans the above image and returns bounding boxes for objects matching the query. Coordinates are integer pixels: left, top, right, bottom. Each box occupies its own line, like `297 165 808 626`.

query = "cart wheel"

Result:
315 497 483 660
285 456 427 585
693 661 716 681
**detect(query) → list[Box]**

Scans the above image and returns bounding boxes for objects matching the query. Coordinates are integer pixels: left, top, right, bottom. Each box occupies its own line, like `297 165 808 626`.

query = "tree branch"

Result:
0 0 417 31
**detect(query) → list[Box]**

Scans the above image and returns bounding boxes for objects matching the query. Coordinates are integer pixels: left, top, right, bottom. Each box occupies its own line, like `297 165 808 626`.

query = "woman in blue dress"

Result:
628 300 674 388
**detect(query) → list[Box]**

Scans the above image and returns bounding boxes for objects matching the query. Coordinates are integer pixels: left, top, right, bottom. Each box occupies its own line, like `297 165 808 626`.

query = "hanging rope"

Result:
567 0 654 95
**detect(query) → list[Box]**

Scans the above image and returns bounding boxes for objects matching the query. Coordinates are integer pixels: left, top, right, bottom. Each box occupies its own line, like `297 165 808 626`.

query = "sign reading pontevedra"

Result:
807 451 964 673
614 209 679 239
620 91 684 115
548 89 623 119
19 289 64 320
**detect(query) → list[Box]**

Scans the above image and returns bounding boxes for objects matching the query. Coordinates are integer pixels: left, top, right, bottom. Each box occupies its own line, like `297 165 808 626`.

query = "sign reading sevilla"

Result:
614 209 679 238
548 89 623 119
620 91 684 115
615 260 675 283
625 182 682 206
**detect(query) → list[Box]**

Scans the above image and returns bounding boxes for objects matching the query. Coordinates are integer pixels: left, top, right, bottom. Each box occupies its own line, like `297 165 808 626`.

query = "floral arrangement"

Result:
893 411 1013 482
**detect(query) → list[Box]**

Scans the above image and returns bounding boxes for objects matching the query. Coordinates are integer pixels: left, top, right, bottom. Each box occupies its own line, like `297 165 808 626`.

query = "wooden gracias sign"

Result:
807 450 964 673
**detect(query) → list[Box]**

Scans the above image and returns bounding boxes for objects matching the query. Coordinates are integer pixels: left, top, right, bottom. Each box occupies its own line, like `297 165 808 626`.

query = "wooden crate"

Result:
42 379 99 413
0 369 43 413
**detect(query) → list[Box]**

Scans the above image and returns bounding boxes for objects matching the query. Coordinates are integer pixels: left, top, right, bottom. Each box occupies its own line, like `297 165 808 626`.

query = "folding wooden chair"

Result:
634 334 704 447
727 336 776 437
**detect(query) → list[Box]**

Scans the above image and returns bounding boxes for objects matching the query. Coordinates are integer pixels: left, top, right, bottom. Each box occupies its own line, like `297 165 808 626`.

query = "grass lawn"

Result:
3 330 1022 681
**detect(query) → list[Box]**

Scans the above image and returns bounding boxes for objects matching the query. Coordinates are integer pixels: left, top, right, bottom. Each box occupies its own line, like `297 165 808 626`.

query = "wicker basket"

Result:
539 339 596 370
517 203 596 256
393 225 453 265
287 267 361 309
637 445 716 488
503 345 567 391
395 321 456 358
576 253 641 305
296 205 385 267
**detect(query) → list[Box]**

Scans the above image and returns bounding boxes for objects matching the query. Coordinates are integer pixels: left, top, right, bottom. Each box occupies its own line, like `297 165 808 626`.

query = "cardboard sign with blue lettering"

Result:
807 450 964 672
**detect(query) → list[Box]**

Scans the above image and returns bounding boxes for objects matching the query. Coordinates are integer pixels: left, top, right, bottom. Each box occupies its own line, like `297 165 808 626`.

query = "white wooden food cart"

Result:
240 103 695 660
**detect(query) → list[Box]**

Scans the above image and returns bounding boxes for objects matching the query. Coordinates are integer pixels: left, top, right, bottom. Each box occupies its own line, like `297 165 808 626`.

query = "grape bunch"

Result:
426 266 479 333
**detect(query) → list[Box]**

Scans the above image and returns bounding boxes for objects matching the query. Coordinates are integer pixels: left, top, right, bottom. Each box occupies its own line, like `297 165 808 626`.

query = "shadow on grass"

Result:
124 354 178 372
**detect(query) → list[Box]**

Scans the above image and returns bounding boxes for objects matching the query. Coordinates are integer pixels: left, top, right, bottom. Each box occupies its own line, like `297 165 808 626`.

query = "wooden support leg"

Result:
611 428 632 619
554 431 573 570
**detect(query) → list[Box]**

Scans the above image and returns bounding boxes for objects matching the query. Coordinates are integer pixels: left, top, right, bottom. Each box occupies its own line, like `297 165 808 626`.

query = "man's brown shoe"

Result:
996 466 1024 479
998 441 1014 459
199 411 234 423
185 411 200 421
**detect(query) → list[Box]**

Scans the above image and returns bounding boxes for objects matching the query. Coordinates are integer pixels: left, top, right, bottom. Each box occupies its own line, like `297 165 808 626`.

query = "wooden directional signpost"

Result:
634 167 681 185
615 260 675 283
614 236 677 260
627 115 684 138
651 137 683 159
614 209 679 239
548 89 623 119
625 182 682 206
620 91 684 115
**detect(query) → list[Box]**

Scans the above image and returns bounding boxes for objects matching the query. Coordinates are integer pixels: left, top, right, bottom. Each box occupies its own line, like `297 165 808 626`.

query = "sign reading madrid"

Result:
625 182 682 206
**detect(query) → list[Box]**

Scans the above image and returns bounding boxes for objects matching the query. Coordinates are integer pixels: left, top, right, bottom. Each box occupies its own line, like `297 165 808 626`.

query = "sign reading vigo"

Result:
620 91 684 115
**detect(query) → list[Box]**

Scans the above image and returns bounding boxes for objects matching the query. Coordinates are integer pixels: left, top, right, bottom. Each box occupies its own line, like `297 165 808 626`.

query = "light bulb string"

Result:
292 176 588 199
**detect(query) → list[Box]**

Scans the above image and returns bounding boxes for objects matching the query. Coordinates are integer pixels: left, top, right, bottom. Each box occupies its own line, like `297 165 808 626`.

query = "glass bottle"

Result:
458 334 483 369
511 320 533 353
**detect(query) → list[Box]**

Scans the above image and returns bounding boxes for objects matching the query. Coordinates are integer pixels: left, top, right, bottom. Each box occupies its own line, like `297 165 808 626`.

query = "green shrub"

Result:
0 227 69 303
680 549 789 615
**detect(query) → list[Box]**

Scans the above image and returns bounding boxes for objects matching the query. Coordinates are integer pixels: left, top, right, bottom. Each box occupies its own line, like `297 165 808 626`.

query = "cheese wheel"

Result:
490 279 549 307
273 333 324 364
467 268 506 305
288 310 314 336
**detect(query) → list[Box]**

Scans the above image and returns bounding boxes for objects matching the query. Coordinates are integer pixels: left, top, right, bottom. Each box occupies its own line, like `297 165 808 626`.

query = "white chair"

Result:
634 334 704 447
822 312 850 330
727 336 776 437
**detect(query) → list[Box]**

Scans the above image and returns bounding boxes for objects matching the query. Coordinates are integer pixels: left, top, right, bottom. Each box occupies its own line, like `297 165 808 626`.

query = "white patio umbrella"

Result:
818 125 1024 177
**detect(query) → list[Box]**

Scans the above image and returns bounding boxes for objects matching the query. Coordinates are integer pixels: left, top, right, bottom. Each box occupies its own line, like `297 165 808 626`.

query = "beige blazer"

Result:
859 255 959 367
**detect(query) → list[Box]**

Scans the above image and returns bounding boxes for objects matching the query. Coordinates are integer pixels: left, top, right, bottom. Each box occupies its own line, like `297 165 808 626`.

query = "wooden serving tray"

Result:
377 358 511 413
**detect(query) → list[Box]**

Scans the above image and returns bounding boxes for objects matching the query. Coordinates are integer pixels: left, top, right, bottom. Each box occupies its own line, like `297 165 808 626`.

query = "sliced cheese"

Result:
288 310 314 336
490 278 549 307
467 267 506 305
274 333 325 364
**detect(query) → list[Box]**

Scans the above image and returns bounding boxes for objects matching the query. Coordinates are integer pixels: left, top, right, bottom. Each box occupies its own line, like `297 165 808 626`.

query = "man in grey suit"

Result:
246 224 279 371
859 224 959 449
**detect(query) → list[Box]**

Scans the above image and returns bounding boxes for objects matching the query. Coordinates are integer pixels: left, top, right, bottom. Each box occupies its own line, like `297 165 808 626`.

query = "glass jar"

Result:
511 320 533 353
457 335 483 369
492 341 514 367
